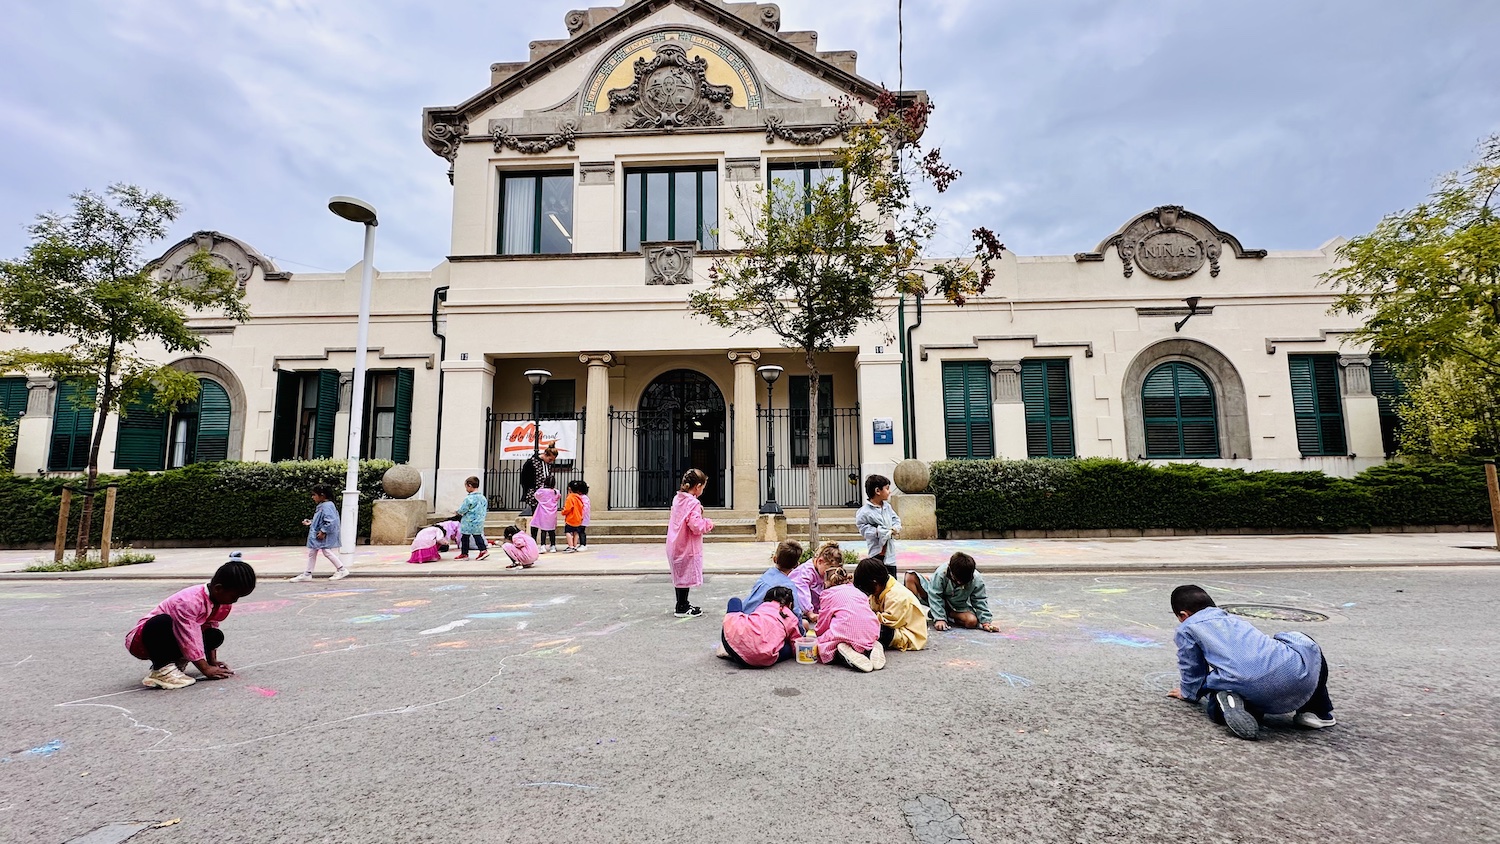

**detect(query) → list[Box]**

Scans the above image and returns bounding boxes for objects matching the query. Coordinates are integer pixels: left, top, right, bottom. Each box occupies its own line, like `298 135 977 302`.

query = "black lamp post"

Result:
757 365 784 515
524 369 551 460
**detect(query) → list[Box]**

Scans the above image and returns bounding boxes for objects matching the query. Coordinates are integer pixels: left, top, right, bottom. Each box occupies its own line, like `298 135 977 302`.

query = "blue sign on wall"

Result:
872 417 894 445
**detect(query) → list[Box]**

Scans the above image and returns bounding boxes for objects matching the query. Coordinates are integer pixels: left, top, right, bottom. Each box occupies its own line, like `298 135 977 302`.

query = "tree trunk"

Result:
806 350 820 548
74 347 116 561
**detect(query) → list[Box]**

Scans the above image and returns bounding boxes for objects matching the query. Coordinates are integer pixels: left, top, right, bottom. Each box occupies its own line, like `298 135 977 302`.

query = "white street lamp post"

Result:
328 196 379 558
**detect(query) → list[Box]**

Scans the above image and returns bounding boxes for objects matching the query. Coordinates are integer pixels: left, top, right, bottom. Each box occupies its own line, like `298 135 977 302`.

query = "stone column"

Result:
991 361 1028 459
1339 355 1385 458
436 358 495 513
856 351 905 483
580 352 614 509
728 350 761 513
14 377 54 474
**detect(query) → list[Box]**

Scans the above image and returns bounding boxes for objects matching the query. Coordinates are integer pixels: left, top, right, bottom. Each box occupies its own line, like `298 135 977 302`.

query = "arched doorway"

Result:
636 370 727 508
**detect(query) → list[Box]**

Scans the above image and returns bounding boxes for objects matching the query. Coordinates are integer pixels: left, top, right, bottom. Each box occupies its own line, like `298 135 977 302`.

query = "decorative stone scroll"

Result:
1339 355 1374 397
426 118 469 184
765 103 854 145
149 230 288 289
1075 205 1266 280
989 361 1023 404
607 42 734 130
492 116 579 154
644 241 696 285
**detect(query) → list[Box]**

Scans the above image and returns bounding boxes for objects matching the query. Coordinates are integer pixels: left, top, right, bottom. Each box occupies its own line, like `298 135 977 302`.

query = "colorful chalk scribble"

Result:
1091 631 1162 648
347 614 399 624
997 672 1034 689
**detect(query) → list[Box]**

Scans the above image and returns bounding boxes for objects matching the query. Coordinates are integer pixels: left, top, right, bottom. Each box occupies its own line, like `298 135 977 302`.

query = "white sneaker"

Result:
869 641 887 671
330 568 351 580
1294 711 1337 729
143 665 196 690
538 546 549 555
836 643 873 672
289 572 313 582
549 546 559 553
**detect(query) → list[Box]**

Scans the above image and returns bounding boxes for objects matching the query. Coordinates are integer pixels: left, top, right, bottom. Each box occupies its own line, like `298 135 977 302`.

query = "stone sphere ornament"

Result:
381 464 422 500
892 459 930 494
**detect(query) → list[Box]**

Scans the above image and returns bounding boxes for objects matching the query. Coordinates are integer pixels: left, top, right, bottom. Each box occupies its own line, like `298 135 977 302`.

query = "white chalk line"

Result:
7 655 34 668
520 781 599 790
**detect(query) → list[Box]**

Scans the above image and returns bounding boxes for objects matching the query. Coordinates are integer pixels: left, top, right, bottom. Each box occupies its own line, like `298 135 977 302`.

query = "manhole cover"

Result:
1222 604 1328 623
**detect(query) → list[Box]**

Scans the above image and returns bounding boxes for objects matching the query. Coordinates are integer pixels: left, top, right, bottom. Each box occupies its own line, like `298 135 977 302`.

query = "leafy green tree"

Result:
0 185 249 558
1325 135 1500 459
689 93 1003 541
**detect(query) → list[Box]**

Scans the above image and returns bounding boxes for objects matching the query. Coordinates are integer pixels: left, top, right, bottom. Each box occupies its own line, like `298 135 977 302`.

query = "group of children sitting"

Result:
405 475 591 568
716 540 996 672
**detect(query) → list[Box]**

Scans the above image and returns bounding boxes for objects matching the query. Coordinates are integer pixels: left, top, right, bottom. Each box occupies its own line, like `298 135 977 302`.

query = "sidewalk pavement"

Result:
2 532 1497 581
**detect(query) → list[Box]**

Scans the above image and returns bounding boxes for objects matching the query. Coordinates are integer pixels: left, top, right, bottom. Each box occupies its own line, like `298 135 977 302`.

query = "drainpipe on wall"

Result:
431 286 450 503
904 291 924 461
898 293 910 459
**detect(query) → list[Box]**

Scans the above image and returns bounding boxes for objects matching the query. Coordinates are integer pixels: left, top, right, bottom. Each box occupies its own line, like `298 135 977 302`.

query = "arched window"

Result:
116 377 233 471
1142 362 1220 458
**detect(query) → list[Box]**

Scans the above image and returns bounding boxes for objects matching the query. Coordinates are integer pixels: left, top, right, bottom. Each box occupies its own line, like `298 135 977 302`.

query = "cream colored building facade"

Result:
1 0 1396 517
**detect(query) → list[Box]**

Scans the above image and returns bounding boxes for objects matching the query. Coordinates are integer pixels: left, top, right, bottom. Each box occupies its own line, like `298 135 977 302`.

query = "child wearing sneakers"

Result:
500 525 540 569
561 479 591 553
292 483 349 582
455 476 490 560
531 477 560 554
716 586 801 668
667 468 715 617
1167 584 1336 741
126 555 256 690
815 565 884 672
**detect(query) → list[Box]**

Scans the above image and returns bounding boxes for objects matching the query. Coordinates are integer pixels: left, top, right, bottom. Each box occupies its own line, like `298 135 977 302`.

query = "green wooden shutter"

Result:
392 368 414 464
313 369 340 459
114 391 168 471
1289 355 1346 456
271 370 300 462
1143 363 1219 458
1022 360 1075 458
49 379 96 472
1370 357 1404 455
943 362 992 459
0 377 27 469
195 379 231 462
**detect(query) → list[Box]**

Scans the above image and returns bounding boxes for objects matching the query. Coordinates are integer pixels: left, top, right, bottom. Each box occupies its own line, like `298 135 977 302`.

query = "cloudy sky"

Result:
1 0 1496 273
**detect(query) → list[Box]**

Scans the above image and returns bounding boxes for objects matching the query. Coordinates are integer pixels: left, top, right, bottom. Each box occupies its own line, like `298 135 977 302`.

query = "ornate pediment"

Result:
148 231 288 288
606 41 734 129
1075 206 1266 280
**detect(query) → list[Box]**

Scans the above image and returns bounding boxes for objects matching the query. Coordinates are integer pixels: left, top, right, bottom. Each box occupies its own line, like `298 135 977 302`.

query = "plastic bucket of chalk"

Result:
795 637 818 664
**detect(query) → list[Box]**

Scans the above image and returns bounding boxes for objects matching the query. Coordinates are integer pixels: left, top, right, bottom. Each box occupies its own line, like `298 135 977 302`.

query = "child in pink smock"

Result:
666 468 714 617
717 586 800 667
501 525 540 569
815 566 884 672
531 477 560 554
125 555 257 690
407 520 460 564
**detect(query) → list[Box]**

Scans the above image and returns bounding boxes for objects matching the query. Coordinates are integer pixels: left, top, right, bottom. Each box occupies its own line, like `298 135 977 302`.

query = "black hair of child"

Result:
864 473 891 500
853 557 889 595
764 585 795 609
949 551 977 584
311 482 335 500
1171 584 1216 616
568 479 589 495
774 540 803 571
542 476 556 489
503 525 520 539
212 560 257 596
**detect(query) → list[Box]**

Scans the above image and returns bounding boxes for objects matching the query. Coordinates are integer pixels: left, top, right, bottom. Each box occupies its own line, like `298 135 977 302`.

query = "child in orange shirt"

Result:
561 479 591 553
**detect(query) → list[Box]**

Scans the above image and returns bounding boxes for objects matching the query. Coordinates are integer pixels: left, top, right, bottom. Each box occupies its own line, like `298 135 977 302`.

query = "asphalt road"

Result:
2 569 1496 844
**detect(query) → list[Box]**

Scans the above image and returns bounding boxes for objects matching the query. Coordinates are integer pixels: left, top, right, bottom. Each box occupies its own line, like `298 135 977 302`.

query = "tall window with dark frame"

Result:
360 369 414 463
499 172 574 255
789 374 834 466
1021 359 1075 458
1288 354 1347 456
942 361 994 460
624 167 718 251
766 161 843 218
271 370 339 462
1142 362 1220 458
48 378 95 472
1370 356 1406 456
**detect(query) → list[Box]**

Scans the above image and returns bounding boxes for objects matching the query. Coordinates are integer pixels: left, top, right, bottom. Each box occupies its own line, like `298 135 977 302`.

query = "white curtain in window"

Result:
502 177 537 254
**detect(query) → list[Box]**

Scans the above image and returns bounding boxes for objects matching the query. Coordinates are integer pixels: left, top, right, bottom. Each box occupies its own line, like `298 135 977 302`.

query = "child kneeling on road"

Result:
906 551 1002 633
1167 584 1336 741
125 554 257 690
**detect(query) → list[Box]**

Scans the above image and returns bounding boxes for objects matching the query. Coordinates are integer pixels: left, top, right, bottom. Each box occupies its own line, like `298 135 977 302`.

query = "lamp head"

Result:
757 364 784 385
524 369 552 387
328 195 379 226
1184 296 1202 311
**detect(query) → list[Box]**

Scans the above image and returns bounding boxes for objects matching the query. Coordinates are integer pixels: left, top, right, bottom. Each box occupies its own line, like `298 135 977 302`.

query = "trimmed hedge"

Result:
0 459 392 547
929 458 1492 534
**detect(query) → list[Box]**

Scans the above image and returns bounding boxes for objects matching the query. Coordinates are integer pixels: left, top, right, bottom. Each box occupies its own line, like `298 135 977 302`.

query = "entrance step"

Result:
484 510 863 545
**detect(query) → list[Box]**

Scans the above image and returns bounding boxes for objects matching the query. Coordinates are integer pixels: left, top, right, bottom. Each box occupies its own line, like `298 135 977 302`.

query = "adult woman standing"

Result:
520 447 558 539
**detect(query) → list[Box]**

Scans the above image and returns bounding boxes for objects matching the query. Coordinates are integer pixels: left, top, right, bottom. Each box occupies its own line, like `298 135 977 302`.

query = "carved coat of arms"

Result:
607 42 733 131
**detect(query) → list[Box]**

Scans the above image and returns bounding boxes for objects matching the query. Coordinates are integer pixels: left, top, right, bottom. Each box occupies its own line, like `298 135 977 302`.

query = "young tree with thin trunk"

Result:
689 93 1003 544
0 185 249 558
